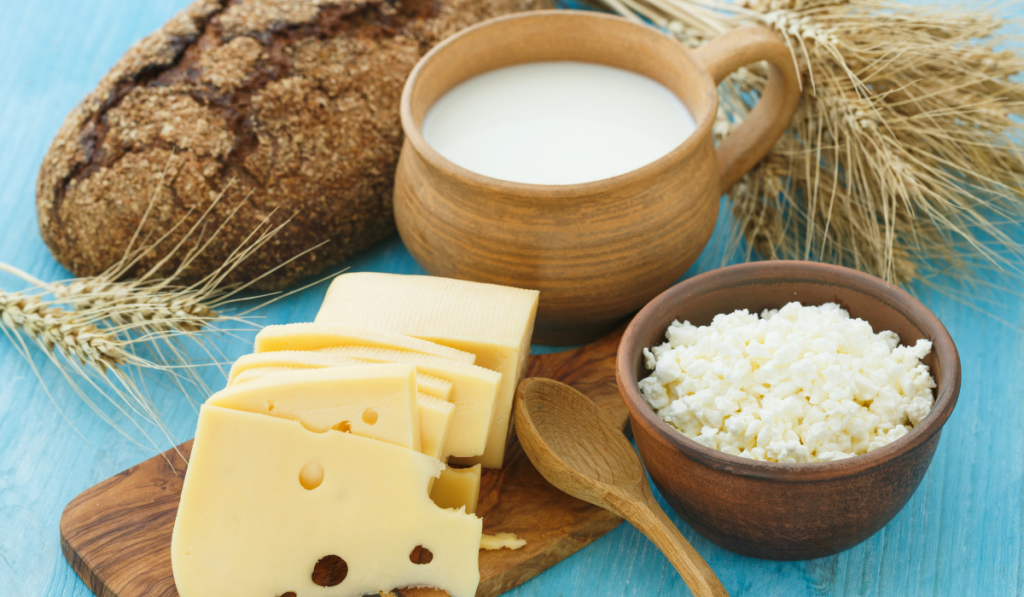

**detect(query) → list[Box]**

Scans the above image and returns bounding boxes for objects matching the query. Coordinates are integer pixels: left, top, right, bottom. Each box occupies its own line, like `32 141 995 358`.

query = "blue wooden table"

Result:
0 1 1021 596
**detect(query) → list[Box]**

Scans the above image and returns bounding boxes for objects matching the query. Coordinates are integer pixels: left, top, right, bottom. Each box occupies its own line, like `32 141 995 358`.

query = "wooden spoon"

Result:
514 377 730 597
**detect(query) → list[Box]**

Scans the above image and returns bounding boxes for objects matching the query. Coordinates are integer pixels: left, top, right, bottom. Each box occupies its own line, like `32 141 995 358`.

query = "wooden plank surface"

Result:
0 1 1021 597
58 331 629 597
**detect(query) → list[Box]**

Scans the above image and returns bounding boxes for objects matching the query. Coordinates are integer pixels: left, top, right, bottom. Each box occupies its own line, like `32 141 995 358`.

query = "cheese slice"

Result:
430 464 482 515
481 533 526 551
228 352 369 384
311 345 501 459
227 364 454 461
255 323 475 364
417 393 455 462
315 273 539 468
172 405 481 597
230 354 454 401
206 365 421 452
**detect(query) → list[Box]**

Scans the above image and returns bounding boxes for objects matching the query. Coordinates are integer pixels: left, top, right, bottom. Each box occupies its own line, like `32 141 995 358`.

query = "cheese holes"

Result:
299 460 324 490
299 419 330 434
361 409 378 425
278 593 296 597
312 554 348 587
333 420 351 432
409 545 434 564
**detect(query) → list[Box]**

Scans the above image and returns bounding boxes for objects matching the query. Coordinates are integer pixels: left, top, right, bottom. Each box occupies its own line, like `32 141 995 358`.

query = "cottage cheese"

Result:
639 302 936 463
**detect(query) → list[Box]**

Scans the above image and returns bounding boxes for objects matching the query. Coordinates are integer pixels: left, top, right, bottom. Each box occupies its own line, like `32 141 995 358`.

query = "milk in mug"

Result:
422 61 697 185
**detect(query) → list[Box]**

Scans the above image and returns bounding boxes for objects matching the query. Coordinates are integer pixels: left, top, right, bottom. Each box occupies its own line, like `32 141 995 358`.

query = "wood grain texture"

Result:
514 378 728 597
58 343 628 597
0 2 1023 597
394 12 800 345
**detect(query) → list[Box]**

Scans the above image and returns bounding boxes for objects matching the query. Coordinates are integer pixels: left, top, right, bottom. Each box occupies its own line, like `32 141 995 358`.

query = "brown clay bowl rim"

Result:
615 261 961 481
399 10 718 199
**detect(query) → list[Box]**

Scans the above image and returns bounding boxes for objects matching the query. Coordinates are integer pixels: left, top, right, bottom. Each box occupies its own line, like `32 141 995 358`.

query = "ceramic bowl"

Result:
615 261 961 560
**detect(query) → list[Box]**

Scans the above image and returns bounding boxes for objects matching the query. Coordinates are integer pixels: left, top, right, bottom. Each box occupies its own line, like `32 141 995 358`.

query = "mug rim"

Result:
399 10 719 197
615 261 962 482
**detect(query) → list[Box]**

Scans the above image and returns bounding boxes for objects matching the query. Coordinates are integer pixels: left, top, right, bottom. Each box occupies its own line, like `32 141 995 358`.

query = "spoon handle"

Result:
630 502 730 597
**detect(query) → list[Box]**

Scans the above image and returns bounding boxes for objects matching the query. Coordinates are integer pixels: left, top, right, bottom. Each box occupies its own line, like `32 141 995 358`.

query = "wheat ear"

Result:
590 0 1024 290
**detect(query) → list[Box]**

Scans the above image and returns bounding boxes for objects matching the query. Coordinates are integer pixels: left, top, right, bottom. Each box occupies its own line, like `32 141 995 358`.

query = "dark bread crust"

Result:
37 0 545 289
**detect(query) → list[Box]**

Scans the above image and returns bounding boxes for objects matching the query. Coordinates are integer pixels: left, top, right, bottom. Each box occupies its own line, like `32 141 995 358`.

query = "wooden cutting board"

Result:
60 327 630 597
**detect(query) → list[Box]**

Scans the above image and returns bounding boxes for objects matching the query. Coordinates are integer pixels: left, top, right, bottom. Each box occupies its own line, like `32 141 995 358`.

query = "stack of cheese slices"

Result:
171 273 540 597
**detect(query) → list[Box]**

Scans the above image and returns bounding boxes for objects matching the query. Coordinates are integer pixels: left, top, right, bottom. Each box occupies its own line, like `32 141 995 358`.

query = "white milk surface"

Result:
421 61 697 185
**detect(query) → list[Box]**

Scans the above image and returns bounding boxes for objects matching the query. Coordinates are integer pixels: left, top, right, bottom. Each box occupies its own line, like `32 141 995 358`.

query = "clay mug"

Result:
395 10 801 345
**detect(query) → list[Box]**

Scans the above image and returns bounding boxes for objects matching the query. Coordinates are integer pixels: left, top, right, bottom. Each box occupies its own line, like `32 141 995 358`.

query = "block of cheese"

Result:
417 394 455 462
206 365 420 451
316 273 539 469
230 354 454 401
172 405 481 597
430 464 482 515
312 345 501 460
255 323 475 364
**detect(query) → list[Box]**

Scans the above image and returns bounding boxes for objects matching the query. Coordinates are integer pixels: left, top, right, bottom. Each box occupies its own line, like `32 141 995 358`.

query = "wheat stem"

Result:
618 0 1024 287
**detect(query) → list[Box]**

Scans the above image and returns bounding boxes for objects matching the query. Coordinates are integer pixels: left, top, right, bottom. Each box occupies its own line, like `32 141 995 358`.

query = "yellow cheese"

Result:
228 366 452 460
226 366 453 461
315 273 539 469
417 393 455 462
172 405 481 597
255 323 476 364
231 364 361 385
311 345 501 460
480 533 526 550
229 353 454 401
430 464 482 515
228 352 368 383
206 365 421 452
227 366 453 461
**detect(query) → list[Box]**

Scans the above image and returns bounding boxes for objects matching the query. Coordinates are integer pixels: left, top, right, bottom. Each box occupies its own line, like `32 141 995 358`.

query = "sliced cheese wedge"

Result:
231 365 349 386
228 352 368 384
230 354 454 401
172 405 481 597
417 394 455 462
430 464 482 515
255 323 475 364
311 345 501 459
315 273 539 468
207 365 421 452
227 366 454 461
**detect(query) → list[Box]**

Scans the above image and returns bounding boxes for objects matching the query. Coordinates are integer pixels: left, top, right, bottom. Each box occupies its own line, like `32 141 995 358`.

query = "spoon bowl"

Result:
516 377 642 491
514 377 729 597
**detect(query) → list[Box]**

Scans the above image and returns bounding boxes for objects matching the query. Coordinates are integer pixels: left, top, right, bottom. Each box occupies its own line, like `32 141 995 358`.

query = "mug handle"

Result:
693 25 802 194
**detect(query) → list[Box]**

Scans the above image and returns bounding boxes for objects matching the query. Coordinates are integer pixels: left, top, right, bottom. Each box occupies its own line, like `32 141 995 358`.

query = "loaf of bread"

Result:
37 0 545 289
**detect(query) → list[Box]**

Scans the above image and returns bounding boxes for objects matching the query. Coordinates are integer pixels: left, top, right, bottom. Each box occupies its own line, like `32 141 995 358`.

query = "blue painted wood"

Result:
0 1 1020 596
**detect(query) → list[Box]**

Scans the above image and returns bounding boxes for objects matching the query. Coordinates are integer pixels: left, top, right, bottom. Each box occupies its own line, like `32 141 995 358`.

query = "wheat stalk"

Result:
0 292 134 371
0 288 187 454
0 154 333 457
590 0 1024 288
53 279 217 333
